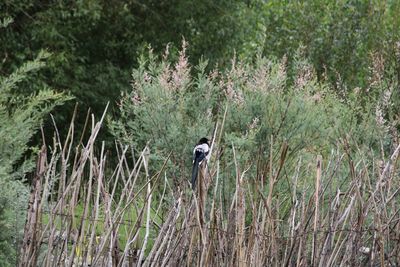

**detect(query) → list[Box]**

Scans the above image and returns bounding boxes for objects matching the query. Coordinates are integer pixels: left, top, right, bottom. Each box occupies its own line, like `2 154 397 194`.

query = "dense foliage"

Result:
0 46 69 266
262 0 400 88
2 1 400 138
15 46 399 266
0 0 259 131
110 47 397 196
2 1 400 132
1 0 400 264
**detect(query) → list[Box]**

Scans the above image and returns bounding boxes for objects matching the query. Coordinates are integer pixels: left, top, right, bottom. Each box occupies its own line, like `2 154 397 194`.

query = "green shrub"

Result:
0 50 70 265
111 47 393 196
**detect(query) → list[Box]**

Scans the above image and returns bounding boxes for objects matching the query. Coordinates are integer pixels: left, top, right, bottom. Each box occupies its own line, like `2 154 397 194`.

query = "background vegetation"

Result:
1 0 400 265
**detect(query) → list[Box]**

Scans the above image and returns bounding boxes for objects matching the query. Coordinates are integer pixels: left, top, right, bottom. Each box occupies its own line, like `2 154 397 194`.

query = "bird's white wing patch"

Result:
194 143 209 153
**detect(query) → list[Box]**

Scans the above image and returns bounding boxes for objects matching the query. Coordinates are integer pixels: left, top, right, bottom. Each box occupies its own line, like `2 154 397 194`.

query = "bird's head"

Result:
198 137 210 145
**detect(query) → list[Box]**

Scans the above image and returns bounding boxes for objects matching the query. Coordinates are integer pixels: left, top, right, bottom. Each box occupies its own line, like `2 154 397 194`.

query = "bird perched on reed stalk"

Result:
191 137 210 190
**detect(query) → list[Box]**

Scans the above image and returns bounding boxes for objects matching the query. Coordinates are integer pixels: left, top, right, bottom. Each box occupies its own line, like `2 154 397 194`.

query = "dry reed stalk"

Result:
137 148 151 267
85 142 105 265
204 160 220 264
312 155 322 265
18 103 400 266
236 169 246 267
296 189 307 266
19 144 47 267
283 156 301 266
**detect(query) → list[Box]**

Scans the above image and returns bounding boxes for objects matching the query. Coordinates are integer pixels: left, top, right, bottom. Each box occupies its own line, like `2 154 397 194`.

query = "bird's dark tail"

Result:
191 158 200 190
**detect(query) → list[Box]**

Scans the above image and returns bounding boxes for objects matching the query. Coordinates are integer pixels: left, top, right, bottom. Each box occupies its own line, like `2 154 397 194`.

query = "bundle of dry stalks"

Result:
19 107 400 267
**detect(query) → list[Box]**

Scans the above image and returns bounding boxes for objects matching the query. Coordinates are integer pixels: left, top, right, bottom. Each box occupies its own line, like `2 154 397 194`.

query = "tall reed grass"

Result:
19 104 400 266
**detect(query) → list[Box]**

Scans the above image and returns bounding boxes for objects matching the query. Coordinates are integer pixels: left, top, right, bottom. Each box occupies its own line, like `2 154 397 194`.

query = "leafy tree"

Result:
111 47 391 195
261 0 400 88
0 0 260 138
0 49 69 265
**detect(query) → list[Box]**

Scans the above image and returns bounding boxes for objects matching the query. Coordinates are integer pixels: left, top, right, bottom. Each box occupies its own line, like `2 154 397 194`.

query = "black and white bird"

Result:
191 137 210 190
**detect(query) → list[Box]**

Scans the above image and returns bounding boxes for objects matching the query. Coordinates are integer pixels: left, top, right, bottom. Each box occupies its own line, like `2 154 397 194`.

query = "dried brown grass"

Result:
19 106 400 266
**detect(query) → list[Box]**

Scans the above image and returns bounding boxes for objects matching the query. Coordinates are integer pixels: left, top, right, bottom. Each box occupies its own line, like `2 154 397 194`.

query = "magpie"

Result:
191 137 210 190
